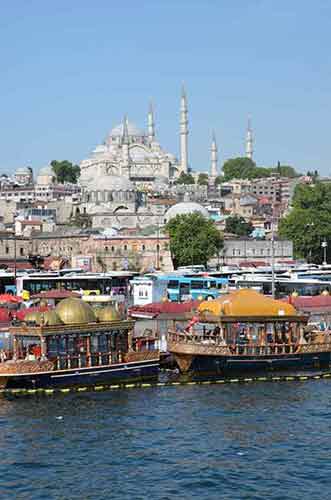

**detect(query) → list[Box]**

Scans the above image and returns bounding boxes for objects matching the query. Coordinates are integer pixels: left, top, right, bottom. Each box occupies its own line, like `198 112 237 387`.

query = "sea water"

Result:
0 380 330 499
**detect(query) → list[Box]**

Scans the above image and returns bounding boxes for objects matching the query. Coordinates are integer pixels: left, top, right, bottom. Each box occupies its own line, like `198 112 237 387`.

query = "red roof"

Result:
0 294 22 304
239 261 268 268
288 295 331 310
129 300 199 317
31 289 80 299
20 220 42 226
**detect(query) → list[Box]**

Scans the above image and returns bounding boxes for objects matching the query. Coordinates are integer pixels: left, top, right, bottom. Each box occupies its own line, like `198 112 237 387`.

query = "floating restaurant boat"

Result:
0 298 159 390
167 289 331 375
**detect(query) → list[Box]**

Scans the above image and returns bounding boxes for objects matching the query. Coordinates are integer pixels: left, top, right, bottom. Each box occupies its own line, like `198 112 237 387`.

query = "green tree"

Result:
197 173 209 185
165 212 223 268
222 157 299 181
51 160 80 184
278 182 331 263
275 165 299 178
222 157 257 181
175 171 195 185
225 215 253 236
215 175 222 186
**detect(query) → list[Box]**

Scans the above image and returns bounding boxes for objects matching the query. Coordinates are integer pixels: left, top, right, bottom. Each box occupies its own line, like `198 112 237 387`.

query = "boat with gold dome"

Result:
167 289 331 375
0 297 159 390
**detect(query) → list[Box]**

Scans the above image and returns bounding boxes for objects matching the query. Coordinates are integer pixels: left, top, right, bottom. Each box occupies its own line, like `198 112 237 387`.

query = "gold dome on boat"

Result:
97 305 120 322
199 289 298 317
56 297 96 325
41 310 63 326
24 311 42 325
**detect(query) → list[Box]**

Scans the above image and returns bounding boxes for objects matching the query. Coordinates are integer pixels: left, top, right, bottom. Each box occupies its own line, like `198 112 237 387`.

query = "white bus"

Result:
16 271 137 297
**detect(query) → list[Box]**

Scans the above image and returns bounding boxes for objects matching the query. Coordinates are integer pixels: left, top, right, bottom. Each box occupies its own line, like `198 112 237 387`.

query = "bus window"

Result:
190 281 203 290
168 280 179 289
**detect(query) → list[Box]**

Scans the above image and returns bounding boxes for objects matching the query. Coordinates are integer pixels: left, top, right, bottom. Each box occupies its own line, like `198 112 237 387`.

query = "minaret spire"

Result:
246 117 253 160
121 115 130 175
180 85 189 173
147 102 155 143
122 115 129 145
210 131 218 180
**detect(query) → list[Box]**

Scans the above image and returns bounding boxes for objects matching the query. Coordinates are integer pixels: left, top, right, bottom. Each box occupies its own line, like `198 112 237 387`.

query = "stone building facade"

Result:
220 238 293 266
0 232 173 273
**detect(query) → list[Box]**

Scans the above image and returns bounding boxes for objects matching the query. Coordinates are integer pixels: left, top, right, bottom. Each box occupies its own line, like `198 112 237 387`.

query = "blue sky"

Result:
1 0 331 175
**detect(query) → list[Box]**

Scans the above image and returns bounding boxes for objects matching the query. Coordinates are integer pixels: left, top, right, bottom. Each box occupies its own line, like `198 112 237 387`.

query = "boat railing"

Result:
168 331 331 356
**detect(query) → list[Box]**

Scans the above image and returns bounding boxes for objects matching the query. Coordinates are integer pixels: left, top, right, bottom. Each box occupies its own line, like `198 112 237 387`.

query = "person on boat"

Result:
0 350 7 362
25 348 36 361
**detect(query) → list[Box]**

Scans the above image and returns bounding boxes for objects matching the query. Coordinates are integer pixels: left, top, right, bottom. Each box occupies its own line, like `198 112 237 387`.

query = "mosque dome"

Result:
41 310 63 326
165 202 209 222
96 306 120 322
110 121 145 138
15 167 31 175
88 175 134 191
38 165 54 176
56 298 96 325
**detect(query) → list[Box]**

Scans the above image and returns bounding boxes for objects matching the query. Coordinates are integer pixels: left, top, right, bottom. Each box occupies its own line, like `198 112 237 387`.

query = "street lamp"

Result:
322 240 328 266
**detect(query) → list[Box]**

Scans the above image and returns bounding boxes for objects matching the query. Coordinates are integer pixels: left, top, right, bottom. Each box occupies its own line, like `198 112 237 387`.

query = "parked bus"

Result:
0 272 16 294
159 275 228 302
16 272 136 297
232 275 331 298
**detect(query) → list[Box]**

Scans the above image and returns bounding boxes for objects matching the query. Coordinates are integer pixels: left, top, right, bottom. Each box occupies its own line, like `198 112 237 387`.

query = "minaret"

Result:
246 117 253 160
210 131 218 180
180 86 189 173
122 115 130 173
147 102 155 143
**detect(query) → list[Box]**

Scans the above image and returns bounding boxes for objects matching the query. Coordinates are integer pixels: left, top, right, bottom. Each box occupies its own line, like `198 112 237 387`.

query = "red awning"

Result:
0 294 22 304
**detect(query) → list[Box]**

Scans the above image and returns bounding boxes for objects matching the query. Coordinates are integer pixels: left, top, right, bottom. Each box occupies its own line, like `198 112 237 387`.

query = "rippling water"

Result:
0 380 331 499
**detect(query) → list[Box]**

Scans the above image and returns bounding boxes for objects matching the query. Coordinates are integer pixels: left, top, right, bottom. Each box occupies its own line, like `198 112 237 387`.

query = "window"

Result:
111 246 114 252
105 246 109 252
20 248 24 256
142 245 145 251
5 246 9 254
124 245 127 251
168 280 179 289
191 281 203 290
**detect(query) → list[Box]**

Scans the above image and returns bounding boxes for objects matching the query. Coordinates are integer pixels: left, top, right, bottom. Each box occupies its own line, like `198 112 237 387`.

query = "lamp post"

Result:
322 240 328 266
271 216 275 299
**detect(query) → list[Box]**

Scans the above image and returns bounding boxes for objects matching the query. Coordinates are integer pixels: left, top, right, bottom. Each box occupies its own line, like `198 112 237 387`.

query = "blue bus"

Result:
157 275 228 302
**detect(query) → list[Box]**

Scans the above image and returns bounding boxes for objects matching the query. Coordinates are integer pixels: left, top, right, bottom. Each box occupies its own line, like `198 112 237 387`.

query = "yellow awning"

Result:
198 289 297 317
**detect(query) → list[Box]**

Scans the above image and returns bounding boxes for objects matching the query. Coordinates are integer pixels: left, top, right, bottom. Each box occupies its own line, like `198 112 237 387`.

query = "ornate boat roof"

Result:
198 289 300 320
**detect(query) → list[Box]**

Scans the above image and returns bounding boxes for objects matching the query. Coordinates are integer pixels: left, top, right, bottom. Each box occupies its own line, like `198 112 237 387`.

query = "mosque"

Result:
80 88 190 194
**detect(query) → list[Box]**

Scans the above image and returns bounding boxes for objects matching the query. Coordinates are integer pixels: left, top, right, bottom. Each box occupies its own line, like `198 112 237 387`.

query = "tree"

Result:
278 182 331 263
175 171 195 185
165 212 223 268
222 157 257 181
51 160 80 184
225 215 253 236
222 157 300 181
197 173 209 186
275 165 299 178
215 175 222 186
